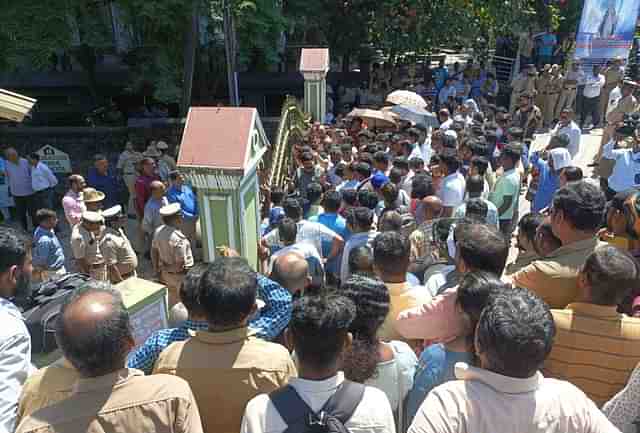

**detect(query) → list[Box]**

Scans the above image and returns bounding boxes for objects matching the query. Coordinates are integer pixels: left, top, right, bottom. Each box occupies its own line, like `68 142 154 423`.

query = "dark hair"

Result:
36 208 57 225
283 197 303 220
477 287 555 378
456 223 508 275
409 157 425 170
560 166 583 183
341 275 390 383
465 198 488 221
379 210 403 232
393 157 409 171
270 187 285 206
301 152 314 162
373 231 410 275
441 134 457 149
389 167 403 184
466 175 484 198
411 174 434 200
306 182 323 204
180 263 208 315
289 295 356 370
381 182 399 206
358 190 379 210
501 143 522 164
348 246 374 276
355 162 372 178
583 246 640 306
552 181 606 232
322 190 341 213
0 227 29 274
341 189 358 206
341 143 353 154
198 257 257 327
518 213 544 243
611 189 636 212
346 207 374 230
535 222 562 255
56 282 132 377
373 151 390 165
28 153 40 161
94 154 107 163
457 271 507 326
278 217 298 244
470 156 489 176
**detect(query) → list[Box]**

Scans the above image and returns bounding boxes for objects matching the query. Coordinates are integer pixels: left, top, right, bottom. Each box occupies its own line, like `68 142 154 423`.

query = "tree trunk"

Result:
342 52 351 73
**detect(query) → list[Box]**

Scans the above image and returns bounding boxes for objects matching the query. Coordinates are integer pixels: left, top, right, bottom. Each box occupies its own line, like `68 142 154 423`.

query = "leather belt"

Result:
89 262 105 269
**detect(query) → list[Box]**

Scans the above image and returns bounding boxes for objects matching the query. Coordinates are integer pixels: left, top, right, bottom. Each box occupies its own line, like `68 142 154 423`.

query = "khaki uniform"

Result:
510 74 537 113
117 150 143 215
16 369 203 433
512 105 543 139
536 72 552 111
601 65 625 119
555 69 580 118
152 224 193 307
101 227 138 283
545 73 564 126
70 224 107 281
510 237 605 309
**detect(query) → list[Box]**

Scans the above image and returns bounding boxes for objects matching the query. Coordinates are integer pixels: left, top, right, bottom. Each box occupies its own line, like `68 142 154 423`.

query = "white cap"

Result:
156 141 169 150
159 202 182 217
103 205 122 219
82 211 104 224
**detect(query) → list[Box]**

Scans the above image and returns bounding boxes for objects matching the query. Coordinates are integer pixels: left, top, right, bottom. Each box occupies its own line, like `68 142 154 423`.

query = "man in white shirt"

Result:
580 64 605 129
550 108 582 159
601 124 640 197
241 294 395 433
27 153 58 211
0 228 33 433
438 108 453 131
340 207 378 283
438 155 466 216
408 287 618 433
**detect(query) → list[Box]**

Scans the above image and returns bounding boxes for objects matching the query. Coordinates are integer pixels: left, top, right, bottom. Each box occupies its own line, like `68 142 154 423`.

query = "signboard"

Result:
576 0 640 60
36 145 72 174
129 296 169 346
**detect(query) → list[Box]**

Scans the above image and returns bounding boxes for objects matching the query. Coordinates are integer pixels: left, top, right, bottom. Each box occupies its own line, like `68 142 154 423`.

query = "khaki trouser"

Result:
555 88 577 119
601 84 616 120
160 270 185 308
89 264 108 282
544 93 560 126
123 174 137 215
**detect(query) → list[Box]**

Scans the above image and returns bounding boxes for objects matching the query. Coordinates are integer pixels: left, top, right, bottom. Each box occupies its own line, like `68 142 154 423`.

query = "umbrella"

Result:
390 104 439 129
386 90 427 109
347 108 397 129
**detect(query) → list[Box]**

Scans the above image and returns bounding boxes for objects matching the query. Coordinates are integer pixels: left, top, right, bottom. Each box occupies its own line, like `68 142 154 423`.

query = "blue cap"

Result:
371 172 390 189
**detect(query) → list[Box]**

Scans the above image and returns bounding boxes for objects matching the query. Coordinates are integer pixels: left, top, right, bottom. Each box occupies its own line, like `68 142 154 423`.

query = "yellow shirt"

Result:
545 303 640 406
16 368 203 433
153 327 297 433
511 237 604 309
379 281 432 342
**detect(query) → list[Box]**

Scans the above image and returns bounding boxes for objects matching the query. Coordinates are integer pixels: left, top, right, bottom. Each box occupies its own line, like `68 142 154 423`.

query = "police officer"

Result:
101 205 138 283
82 187 105 212
544 64 564 127
156 141 176 183
116 141 143 217
536 64 552 116
151 203 193 307
601 56 626 120
71 211 107 281
555 62 583 119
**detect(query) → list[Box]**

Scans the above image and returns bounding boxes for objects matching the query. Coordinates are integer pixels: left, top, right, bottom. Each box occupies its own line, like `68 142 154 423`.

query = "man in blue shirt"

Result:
167 171 198 242
87 154 121 209
32 209 66 282
128 262 292 373
309 190 350 282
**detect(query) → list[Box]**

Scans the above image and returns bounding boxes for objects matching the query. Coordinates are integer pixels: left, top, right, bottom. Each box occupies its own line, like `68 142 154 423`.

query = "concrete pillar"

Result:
300 48 329 123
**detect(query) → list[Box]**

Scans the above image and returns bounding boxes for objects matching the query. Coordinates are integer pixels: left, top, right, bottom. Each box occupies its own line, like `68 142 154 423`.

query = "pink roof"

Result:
177 107 255 171
300 48 329 72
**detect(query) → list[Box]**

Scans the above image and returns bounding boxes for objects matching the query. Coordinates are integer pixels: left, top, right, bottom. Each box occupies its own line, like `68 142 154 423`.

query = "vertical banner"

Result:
575 0 640 60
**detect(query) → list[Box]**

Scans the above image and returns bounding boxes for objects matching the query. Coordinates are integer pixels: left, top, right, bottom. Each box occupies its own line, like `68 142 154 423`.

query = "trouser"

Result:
544 93 560 126
555 88 576 119
581 95 601 127
123 174 137 216
499 219 514 237
576 86 585 118
13 194 36 231
89 264 108 281
601 84 616 120
33 188 53 211
536 92 546 112
160 270 185 307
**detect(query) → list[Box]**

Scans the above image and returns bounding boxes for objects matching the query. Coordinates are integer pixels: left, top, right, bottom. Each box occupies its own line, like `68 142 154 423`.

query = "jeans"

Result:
581 95 601 127
13 194 36 231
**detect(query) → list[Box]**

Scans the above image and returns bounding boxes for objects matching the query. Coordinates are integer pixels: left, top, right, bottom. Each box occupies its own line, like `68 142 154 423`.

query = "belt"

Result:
89 262 105 269
163 269 186 275
564 86 576 90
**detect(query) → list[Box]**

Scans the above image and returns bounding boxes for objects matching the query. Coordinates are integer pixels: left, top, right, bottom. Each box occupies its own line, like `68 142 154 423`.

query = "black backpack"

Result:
269 381 365 433
18 273 91 353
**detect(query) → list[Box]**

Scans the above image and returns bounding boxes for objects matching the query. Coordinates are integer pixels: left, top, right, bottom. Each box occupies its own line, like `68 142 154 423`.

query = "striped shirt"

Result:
544 302 640 406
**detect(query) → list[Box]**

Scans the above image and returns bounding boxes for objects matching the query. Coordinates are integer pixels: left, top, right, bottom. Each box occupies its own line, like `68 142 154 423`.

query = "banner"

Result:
575 0 640 60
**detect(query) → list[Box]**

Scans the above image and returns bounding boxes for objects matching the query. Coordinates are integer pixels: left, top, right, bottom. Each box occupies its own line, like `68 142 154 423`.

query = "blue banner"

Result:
576 0 640 59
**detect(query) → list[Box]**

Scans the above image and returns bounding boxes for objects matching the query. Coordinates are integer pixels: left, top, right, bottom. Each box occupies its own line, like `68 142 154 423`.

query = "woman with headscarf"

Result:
529 147 572 212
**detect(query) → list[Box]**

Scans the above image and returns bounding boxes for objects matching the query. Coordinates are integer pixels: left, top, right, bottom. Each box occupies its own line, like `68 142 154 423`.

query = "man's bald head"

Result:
422 195 444 220
56 282 133 377
271 252 309 296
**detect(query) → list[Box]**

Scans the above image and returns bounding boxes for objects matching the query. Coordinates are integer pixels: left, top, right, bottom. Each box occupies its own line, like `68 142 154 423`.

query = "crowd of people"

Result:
3 49 640 433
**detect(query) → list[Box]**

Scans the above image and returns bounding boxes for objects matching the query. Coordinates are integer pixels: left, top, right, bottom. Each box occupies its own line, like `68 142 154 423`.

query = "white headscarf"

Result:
549 148 572 171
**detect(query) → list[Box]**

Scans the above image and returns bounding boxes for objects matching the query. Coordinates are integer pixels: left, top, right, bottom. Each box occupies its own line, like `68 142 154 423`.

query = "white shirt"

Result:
408 363 618 433
439 172 466 208
263 220 341 259
602 140 640 192
241 372 396 433
340 230 378 283
439 118 453 131
268 242 322 274
582 73 605 98
30 161 58 193
0 298 31 433
551 121 582 159
607 86 622 115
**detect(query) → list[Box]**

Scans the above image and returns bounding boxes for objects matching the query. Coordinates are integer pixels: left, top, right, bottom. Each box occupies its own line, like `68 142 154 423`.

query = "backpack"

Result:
269 380 365 433
18 273 92 353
